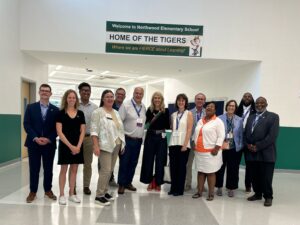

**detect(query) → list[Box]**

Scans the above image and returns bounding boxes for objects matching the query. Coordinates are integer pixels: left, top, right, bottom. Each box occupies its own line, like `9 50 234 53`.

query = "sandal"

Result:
192 193 202 199
206 194 214 201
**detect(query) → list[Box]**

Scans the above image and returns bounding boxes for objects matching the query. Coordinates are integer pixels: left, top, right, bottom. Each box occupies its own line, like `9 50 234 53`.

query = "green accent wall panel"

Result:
276 127 300 170
0 114 21 164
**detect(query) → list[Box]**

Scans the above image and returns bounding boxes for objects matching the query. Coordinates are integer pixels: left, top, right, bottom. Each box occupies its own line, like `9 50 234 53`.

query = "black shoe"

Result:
84 187 91 195
173 193 183 196
104 193 115 201
125 184 137 191
247 194 262 201
168 191 174 195
118 186 125 194
264 198 272 207
95 196 111 206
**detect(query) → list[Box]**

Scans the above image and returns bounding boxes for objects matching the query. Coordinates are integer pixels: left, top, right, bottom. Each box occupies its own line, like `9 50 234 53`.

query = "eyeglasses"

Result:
40 89 51 93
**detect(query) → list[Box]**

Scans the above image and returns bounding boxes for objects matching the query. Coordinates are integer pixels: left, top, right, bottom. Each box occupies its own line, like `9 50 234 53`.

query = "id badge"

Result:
106 113 112 120
136 118 143 127
172 131 180 137
227 132 233 139
161 132 166 139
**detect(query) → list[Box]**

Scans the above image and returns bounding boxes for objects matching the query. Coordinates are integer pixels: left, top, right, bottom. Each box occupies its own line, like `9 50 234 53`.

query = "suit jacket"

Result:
23 101 59 149
218 113 244 151
244 111 279 162
190 107 206 142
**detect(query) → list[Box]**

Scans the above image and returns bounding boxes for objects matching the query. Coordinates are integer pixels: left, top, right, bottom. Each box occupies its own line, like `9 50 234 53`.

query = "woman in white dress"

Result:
192 102 225 201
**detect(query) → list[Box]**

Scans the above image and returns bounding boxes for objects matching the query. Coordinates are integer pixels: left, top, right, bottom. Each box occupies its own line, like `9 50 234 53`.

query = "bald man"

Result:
244 97 279 207
117 87 146 194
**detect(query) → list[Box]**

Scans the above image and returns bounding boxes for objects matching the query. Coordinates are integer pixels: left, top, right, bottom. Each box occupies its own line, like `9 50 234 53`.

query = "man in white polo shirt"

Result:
117 87 146 194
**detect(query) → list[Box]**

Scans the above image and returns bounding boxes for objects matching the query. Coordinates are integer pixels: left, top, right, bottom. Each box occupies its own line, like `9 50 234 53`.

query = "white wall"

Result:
164 62 260 106
0 0 48 115
19 0 300 126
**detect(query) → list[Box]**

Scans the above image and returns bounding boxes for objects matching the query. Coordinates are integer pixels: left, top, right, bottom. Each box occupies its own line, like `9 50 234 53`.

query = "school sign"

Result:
106 21 203 57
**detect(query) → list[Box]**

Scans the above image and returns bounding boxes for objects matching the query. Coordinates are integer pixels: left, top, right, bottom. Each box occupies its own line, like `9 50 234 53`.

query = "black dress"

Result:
56 110 85 165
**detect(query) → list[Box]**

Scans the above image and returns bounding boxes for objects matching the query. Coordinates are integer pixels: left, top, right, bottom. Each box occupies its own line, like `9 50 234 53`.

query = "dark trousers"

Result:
239 147 253 189
140 132 168 185
216 148 242 189
28 147 56 193
169 145 190 195
118 136 143 186
248 161 275 199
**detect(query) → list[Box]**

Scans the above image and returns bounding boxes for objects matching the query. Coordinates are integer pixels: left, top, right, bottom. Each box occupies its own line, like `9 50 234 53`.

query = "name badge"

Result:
106 113 112 120
161 132 166 139
227 132 233 139
136 118 143 127
172 131 180 137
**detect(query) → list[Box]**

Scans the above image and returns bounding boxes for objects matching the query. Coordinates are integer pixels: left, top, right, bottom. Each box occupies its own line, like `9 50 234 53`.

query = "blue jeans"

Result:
118 136 143 186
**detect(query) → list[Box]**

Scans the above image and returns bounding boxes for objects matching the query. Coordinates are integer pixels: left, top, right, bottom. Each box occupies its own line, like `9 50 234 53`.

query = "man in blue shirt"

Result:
23 84 59 203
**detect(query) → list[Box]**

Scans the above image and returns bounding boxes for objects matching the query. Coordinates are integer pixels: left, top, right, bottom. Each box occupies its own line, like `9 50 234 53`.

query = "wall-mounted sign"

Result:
106 21 203 57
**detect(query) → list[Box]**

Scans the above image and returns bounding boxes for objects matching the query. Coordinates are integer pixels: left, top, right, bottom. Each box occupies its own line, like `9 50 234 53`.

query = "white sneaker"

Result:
69 195 81 203
59 196 67 205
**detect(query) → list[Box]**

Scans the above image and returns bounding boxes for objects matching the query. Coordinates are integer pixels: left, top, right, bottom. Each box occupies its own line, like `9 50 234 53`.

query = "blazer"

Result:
244 111 279 162
190 107 206 141
218 113 244 151
23 102 59 149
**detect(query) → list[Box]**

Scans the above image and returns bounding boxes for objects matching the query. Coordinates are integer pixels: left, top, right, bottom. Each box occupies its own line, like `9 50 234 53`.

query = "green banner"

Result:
107 21 203 35
106 21 203 57
106 43 190 56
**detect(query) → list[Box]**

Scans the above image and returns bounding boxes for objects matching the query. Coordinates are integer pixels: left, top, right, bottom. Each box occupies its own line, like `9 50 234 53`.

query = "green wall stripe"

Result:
276 127 300 170
0 113 299 171
0 114 21 164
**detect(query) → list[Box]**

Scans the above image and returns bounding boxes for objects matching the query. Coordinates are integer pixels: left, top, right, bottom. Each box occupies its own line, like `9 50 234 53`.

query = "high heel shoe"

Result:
147 183 153 191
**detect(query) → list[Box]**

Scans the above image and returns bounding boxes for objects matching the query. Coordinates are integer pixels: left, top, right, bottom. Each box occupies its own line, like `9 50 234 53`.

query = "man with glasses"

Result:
24 84 59 203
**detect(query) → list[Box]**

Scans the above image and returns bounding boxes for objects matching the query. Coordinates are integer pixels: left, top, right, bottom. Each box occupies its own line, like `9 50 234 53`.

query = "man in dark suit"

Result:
236 92 256 193
23 84 59 203
244 97 279 207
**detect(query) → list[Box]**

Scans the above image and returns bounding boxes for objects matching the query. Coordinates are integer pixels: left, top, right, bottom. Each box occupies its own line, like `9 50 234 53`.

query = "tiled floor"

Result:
0 152 300 225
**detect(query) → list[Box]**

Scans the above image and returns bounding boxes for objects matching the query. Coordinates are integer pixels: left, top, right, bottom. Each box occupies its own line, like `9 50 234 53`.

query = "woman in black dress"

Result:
140 92 170 191
56 89 86 205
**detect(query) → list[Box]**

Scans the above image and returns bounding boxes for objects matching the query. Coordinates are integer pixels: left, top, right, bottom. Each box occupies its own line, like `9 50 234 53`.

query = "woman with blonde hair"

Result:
140 92 170 191
56 89 86 205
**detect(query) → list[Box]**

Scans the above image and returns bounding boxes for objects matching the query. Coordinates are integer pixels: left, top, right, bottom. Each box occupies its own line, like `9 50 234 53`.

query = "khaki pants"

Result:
83 136 94 188
96 144 121 196
185 142 195 187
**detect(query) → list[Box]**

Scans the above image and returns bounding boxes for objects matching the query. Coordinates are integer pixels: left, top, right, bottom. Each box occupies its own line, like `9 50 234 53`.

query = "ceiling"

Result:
25 50 259 87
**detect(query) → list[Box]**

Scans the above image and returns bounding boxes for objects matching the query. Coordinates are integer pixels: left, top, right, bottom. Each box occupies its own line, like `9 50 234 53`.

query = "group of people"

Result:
24 83 279 208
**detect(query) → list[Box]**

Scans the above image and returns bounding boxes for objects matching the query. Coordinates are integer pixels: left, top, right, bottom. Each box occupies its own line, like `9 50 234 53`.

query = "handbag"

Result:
163 164 171 183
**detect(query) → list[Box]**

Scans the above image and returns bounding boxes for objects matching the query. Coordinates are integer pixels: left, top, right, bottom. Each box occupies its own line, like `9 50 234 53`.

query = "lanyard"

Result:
196 109 202 122
251 112 264 132
226 116 234 134
176 111 185 130
131 99 142 117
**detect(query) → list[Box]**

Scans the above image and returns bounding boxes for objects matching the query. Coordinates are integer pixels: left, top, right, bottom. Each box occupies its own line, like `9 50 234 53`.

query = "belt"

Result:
85 134 90 137
125 135 142 140
147 129 165 135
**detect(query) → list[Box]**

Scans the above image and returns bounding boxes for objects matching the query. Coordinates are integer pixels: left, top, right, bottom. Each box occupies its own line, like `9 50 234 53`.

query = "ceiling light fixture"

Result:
120 79 134 84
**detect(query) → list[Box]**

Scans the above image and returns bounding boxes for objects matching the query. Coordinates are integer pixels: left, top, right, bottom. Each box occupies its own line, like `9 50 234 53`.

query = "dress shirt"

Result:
79 101 98 135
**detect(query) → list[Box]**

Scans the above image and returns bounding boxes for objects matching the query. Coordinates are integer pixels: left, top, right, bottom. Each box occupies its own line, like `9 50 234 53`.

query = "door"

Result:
21 81 30 158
